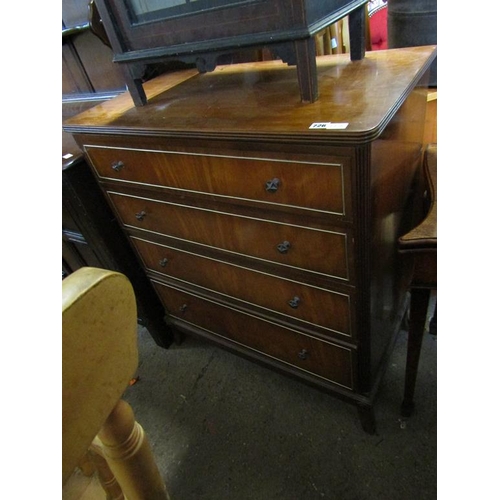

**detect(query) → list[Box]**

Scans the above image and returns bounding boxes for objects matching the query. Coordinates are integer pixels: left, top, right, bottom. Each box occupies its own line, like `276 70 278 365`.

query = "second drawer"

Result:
109 191 350 280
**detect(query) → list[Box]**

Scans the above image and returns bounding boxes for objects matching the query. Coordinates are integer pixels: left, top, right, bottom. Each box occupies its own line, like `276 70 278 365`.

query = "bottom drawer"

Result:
153 281 354 390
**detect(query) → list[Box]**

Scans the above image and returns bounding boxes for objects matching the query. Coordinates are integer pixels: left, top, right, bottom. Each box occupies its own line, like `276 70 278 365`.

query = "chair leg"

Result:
401 288 431 417
96 399 170 500
88 447 125 500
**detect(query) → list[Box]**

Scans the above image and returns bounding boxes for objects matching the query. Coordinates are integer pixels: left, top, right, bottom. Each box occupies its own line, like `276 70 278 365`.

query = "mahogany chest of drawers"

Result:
64 46 436 432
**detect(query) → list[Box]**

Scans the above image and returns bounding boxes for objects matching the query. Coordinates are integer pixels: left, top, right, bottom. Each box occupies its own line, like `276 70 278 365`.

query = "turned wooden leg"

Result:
88 447 125 500
401 288 431 417
96 399 170 500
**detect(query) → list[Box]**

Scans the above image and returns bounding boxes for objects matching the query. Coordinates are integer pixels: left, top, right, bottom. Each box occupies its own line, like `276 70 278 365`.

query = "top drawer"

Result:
85 145 349 216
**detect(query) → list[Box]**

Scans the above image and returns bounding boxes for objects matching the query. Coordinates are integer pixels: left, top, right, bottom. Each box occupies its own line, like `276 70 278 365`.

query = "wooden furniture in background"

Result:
398 144 437 417
62 0 126 96
62 267 170 499
64 46 437 433
91 0 369 105
63 98 174 348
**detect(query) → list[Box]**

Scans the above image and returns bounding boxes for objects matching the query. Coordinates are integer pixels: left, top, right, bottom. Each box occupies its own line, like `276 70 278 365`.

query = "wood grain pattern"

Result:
108 191 350 279
131 236 353 339
86 145 348 215
64 46 436 143
154 281 354 389
65 47 437 431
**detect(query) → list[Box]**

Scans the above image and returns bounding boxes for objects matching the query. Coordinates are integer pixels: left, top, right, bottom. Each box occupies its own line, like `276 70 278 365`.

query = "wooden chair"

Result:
62 267 170 499
398 144 437 417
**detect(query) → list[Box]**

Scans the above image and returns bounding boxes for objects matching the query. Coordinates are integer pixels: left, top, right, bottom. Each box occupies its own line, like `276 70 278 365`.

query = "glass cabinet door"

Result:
125 0 260 24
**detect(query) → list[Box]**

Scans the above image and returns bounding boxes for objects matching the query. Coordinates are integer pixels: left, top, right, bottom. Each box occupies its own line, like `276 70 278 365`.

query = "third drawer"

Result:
132 236 354 339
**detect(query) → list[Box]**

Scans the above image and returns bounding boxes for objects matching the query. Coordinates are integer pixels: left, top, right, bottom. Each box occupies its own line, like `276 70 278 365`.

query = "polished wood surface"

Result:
64 46 436 142
85 145 348 215
66 47 437 433
108 191 350 279
154 282 354 389
131 236 353 340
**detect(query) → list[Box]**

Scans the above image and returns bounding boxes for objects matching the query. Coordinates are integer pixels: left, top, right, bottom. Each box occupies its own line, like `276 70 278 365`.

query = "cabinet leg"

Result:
401 288 431 417
348 4 367 61
294 38 319 103
97 399 170 500
357 402 377 435
122 64 148 106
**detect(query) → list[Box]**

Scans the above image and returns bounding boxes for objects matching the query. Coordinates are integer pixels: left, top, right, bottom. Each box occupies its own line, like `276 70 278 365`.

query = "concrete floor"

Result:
123 314 437 500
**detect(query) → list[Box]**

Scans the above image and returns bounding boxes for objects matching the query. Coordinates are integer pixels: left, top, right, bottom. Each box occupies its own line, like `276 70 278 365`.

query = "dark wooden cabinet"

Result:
64 46 436 431
92 0 369 104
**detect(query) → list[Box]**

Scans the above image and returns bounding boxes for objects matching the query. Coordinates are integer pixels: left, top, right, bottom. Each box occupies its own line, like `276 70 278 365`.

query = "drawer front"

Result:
86 146 348 215
110 192 349 280
153 281 354 389
132 236 353 338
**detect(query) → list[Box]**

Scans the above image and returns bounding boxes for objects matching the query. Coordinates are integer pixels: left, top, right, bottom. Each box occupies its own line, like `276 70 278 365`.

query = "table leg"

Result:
401 287 431 417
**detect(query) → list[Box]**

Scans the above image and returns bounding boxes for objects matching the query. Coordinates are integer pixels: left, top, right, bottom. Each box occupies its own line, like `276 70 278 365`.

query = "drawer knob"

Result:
135 210 146 221
288 296 301 309
265 177 280 193
298 349 309 361
179 304 188 313
277 241 291 254
159 257 168 267
111 161 124 172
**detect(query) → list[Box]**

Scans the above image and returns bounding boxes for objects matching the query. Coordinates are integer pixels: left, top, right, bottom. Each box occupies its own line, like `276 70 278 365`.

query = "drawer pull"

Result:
265 177 280 193
111 161 124 172
298 349 309 361
159 257 168 267
135 210 146 221
277 241 291 254
288 296 301 309
179 304 188 313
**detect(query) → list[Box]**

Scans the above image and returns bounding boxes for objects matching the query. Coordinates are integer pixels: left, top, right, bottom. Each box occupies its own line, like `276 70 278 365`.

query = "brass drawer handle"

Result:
111 160 124 172
159 257 168 267
277 241 291 254
135 210 146 221
265 177 280 193
298 349 309 361
288 296 300 309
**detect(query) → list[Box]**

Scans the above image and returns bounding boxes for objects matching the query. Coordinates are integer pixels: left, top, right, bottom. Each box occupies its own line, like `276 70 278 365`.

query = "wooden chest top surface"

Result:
63 46 436 144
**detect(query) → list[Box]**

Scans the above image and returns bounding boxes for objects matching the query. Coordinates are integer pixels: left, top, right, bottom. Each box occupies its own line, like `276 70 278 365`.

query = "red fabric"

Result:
370 7 388 50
